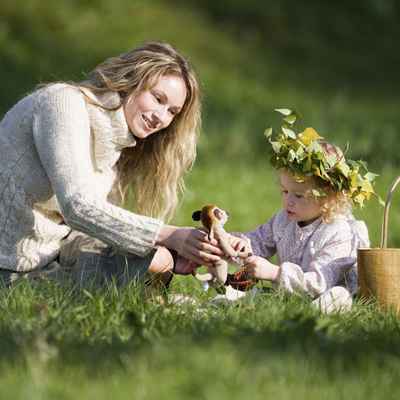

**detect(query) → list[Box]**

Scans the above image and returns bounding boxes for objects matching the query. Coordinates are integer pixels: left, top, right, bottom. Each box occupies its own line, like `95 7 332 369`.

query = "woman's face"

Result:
123 74 187 139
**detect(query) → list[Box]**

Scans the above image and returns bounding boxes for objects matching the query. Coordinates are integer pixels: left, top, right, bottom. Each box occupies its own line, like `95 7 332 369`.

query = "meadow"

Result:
0 164 400 399
1 1 400 398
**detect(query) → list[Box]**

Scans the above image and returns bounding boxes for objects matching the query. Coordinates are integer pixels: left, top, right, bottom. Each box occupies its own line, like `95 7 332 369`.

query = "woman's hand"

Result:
243 255 280 281
157 225 224 266
173 255 199 275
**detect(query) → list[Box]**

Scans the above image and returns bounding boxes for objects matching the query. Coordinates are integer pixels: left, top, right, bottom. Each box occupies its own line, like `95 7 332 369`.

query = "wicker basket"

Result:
358 176 400 313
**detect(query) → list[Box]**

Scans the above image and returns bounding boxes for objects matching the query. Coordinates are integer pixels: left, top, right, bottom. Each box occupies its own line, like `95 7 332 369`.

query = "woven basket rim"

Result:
358 247 400 252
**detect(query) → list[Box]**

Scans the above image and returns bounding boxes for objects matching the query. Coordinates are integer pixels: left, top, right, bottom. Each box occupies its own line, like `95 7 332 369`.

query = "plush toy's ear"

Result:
213 208 223 220
192 210 202 221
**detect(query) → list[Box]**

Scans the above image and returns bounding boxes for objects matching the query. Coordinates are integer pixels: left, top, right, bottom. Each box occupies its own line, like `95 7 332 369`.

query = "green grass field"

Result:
1 163 400 399
1 272 400 400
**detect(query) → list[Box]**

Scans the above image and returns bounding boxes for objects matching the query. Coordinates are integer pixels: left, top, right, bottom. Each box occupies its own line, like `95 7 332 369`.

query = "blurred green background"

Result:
1 0 400 244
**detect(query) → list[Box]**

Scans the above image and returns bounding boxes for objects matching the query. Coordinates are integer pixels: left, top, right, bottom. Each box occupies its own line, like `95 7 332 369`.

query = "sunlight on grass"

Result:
1 279 400 399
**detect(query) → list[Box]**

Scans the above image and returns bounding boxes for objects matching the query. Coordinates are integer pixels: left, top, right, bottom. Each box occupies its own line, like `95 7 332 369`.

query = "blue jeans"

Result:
0 231 155 288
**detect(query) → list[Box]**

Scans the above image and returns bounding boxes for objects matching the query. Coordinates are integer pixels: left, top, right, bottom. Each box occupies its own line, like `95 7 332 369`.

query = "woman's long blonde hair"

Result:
79 42 201 221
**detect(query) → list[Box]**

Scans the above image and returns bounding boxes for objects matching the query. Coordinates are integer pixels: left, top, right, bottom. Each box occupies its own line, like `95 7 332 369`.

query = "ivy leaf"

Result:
288 149 296 162
353 193 366 207
360 179 374 194
325 154 337 168
296 146 305 159
347 160 359 169
271 141 282 153
282 127 296 139
364 172 379 182
303 156 312 172
336 161 350 177
298 127 323 146
264 127 273 139
308 140 323 154
315 163 330 181
284 114 297 125
275 108 293 116
358 160 369 171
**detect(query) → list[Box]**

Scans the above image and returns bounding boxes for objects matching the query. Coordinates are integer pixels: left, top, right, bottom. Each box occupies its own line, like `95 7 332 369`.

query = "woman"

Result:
0 41 222 287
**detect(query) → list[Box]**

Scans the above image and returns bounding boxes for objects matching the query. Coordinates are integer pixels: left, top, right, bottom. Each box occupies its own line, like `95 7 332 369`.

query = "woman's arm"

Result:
32 85 223 265
32 85 163 257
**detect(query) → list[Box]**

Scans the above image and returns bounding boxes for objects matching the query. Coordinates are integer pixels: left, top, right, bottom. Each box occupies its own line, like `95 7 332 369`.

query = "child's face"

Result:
279 171 322 225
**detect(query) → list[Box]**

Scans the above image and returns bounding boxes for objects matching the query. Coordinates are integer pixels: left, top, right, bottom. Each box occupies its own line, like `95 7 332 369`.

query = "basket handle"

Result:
380 176 400 248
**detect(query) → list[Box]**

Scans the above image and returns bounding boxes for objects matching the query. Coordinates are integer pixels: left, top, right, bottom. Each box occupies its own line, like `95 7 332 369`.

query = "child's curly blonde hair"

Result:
305 141 352 223
316 184 351 223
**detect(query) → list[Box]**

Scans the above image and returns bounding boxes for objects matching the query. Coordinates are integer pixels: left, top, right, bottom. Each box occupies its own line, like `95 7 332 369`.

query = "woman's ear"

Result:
192 210 202 221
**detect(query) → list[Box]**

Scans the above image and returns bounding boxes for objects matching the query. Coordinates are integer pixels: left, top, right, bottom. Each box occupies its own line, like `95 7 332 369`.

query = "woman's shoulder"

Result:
35 83 83 101
35 83 121 112
32 83 89 118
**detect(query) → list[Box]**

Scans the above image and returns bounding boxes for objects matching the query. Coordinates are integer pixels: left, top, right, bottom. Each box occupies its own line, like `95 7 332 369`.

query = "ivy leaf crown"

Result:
265 108 381 208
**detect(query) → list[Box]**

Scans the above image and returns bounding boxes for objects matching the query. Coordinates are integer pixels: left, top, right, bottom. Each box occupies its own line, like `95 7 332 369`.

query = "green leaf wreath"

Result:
265 108 382 207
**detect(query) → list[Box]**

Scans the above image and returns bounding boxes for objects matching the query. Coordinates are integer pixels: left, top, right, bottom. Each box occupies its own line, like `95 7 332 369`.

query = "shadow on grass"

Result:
0 281 400 373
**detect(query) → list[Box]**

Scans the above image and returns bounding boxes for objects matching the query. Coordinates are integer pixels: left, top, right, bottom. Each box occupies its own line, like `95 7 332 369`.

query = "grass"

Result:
1 162 400 399
1 278 400 400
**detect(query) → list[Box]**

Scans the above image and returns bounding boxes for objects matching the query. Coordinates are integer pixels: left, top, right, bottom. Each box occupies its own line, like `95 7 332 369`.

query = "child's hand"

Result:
228 234 252 258
243 255 280 281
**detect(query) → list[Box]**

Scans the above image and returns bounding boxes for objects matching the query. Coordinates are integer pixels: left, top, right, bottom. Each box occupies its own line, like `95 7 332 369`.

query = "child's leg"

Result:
312 286 352 314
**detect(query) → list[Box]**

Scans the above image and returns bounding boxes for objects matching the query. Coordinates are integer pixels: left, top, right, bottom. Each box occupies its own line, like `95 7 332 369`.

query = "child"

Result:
231 111 376 313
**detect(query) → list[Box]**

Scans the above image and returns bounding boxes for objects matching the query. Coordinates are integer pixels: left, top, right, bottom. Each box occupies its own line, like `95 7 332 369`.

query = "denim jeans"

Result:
0 231 155 288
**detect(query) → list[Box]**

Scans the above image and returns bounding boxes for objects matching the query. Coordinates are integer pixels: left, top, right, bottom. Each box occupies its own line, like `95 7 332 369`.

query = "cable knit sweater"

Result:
0 83 163 272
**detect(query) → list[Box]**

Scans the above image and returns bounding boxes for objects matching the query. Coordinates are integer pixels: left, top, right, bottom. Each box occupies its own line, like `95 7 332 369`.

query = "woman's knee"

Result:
148 246 174 274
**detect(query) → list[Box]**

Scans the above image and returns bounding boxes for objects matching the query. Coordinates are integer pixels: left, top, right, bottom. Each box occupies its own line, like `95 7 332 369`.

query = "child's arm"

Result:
278 222 366 298
243 237 354 297
243 255 280 281
277 241 354 298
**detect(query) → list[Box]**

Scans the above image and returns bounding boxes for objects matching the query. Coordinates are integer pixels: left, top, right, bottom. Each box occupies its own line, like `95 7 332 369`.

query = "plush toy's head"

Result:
192 204 229 230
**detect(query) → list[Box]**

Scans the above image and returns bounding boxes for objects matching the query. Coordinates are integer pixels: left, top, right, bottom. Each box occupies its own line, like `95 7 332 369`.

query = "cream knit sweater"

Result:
0 84 163 272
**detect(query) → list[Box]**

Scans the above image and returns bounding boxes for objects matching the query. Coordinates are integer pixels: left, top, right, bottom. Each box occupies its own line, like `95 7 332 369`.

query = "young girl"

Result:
231 115 375 313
